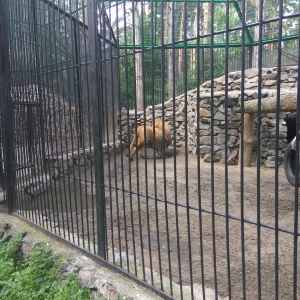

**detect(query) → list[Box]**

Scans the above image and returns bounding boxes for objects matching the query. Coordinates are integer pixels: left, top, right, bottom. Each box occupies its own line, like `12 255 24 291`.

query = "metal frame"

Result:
1 0 300 299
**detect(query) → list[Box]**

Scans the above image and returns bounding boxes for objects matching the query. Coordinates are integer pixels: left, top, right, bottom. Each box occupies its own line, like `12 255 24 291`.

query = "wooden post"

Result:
239 113 255 167
239 93 298 167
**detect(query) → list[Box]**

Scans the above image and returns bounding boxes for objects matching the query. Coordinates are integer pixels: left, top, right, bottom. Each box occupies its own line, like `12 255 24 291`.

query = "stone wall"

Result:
120 66 298 167
12 85 92 155
12 66 298 172
44 91 92 153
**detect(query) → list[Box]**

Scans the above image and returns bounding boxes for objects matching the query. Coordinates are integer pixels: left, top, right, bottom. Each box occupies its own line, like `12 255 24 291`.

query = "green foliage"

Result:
0 234 93 300
0 233 23 283
119 50 166 108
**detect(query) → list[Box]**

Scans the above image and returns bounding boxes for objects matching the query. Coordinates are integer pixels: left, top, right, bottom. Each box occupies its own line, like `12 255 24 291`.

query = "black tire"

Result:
284 140 300 187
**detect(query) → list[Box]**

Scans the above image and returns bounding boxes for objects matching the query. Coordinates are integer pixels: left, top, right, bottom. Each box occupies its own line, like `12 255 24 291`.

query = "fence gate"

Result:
1 0 300 299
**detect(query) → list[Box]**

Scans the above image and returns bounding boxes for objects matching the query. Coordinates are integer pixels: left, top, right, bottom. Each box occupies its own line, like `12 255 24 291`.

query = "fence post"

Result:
87 0 106 259
0 0 16 213
31 0 46 170
73 22 84 148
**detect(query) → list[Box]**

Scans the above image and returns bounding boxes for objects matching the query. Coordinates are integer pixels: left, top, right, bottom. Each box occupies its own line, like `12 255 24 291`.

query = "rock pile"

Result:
12 66 299 170
120 66 298 167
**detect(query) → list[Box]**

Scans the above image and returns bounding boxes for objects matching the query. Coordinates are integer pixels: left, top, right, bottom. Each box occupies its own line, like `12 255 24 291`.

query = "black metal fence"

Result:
1 0 300 299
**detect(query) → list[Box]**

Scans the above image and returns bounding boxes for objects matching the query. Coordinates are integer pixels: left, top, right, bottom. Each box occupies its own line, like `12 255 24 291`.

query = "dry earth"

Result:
101 148 300 300
9 147 300 300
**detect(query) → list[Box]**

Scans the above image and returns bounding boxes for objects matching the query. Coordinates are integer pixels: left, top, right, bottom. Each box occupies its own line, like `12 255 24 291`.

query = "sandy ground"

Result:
101 148 299 300
11 147 300 299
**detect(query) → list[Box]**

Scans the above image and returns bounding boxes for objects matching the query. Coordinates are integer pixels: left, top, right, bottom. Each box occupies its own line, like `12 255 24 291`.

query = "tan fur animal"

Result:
128 125 164 160
154 119 172 148
127 120 172 160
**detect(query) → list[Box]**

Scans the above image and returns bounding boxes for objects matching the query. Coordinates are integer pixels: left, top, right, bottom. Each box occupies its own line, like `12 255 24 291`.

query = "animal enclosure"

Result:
0 0 300 299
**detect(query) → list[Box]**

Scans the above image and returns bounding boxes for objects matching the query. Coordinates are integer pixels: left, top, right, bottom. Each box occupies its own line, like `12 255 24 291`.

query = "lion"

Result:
127 120 172 160
154 119 172 148
128 124 165 160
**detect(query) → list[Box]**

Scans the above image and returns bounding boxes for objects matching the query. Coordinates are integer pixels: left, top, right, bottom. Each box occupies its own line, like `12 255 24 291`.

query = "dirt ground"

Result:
99 148 300 300
13 147 300 299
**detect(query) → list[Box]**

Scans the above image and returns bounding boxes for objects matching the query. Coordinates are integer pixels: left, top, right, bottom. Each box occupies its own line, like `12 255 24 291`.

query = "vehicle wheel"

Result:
284 139 300 187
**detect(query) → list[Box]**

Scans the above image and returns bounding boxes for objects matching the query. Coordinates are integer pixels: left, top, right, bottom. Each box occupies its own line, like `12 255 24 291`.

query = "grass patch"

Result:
0 233 93 300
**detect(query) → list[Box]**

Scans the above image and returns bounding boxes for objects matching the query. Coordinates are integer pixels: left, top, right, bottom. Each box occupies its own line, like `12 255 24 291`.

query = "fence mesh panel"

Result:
1 0 299 299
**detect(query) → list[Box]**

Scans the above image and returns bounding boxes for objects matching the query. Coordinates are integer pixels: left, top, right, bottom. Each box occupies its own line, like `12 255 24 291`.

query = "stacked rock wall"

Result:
12 66 298 171
44 93 92 154
12 85 92 155
120 66 298 166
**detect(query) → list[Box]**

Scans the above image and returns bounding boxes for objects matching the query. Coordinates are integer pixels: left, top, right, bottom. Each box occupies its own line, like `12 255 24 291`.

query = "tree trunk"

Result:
251 0 264 68
189 7 197 78
178 4 185 74
203 3 210 43
134 3 144 111
167 2 175 100
164 3 170 45
135 54 144 111
244 93 298 114
269 22 274 52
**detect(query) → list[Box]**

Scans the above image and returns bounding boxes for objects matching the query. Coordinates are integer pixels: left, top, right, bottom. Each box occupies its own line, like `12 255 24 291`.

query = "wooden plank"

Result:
244 93 298 114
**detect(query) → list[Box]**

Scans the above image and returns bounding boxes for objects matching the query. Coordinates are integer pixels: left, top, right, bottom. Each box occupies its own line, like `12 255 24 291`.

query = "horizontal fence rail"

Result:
1 0 300 299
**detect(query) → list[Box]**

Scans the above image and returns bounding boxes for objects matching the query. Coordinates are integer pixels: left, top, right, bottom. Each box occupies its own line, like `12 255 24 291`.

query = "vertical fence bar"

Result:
275 1 284 299
209 0 218 298
106 2 128 270
224 1 231 298
159 1 173 294
182 0 194 297
73 22 84 149
31 0 44 229
122 0 138 276
49 0 62 237
0 0 15 214
32 0 46 172
99 4 116 262
44 4 59 235
196 2 206 299
131 0 146 281
59 0 73 243
140 0 155 286
0 127 4 190
170 0 183 297
67 0 85 250
14 0 25 217
240 0 246 298
87 0 106 259
256 0 264 298
293 33 300 300
150 0 162 291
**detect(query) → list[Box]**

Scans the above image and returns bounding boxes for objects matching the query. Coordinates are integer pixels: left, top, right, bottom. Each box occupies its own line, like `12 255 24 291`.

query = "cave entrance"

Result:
284 117 297 143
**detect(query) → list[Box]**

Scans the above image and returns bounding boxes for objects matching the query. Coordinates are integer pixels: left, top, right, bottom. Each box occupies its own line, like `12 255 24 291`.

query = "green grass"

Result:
0 233 93 300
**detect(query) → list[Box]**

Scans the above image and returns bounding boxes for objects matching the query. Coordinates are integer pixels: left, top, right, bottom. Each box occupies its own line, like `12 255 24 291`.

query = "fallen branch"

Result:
244 93 298 114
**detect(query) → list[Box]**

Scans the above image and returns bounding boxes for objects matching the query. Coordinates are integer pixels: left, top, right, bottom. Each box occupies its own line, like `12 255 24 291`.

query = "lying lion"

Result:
128 120 172 160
